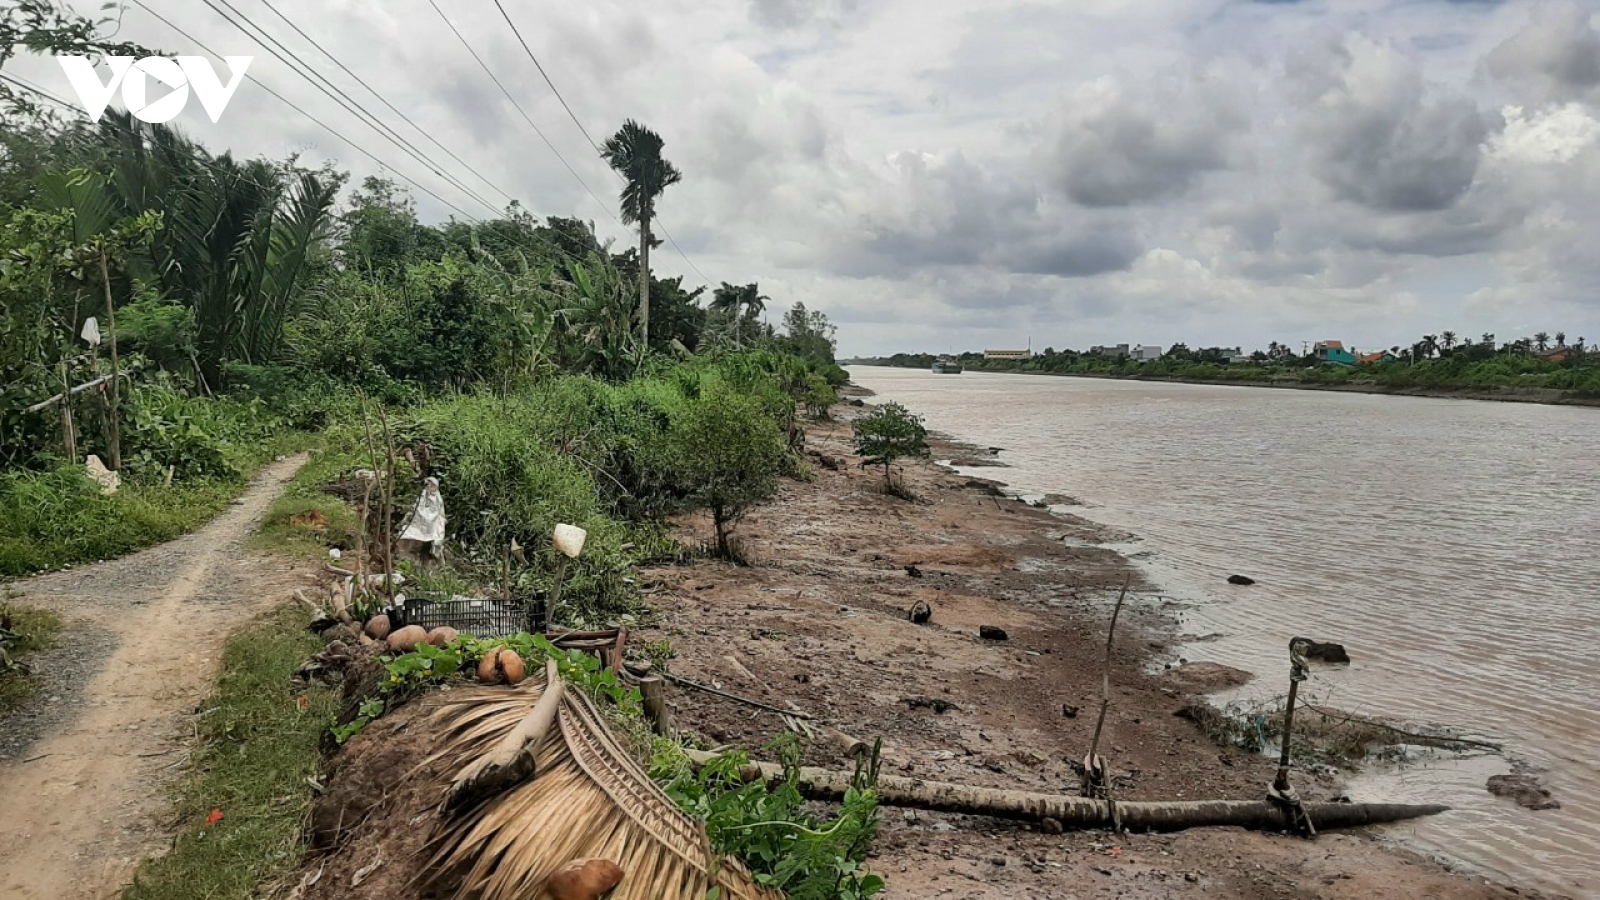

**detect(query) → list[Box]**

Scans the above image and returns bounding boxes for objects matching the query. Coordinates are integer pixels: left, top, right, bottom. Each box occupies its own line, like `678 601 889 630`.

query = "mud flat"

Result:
638 406 1552 899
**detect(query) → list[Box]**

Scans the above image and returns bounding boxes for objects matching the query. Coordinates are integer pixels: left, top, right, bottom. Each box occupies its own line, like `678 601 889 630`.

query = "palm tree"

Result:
738 283 768 339
1481 332 1495 348
1422 334 1439 359
1534 332 1550 351
710 282 743 347
1575 336 1586 354
1440 331 1457 352
1555 331 1566 348
600 120 682 346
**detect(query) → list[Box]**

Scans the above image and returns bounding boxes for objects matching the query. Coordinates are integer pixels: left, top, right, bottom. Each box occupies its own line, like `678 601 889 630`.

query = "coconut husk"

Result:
421 679 781 900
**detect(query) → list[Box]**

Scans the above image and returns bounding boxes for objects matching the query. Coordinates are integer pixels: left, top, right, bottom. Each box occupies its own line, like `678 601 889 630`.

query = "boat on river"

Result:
931 357 963 374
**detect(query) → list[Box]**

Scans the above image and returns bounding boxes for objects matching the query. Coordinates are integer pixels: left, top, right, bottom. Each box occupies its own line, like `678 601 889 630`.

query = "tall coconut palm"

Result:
738 283 768 337
1440 331 1457 352
1534 331 1550 351
600 120 681 347
1555 331 1566 348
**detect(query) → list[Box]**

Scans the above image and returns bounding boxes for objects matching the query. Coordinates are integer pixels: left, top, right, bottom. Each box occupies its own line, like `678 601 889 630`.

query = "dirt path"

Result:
0 455 309 900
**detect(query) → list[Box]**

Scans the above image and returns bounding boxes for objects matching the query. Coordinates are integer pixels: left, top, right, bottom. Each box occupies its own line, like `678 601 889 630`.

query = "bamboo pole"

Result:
98 249 121 471
684 751 1448 833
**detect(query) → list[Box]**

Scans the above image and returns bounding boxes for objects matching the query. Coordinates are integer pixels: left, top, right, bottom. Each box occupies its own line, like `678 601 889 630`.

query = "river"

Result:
848 366 1598 898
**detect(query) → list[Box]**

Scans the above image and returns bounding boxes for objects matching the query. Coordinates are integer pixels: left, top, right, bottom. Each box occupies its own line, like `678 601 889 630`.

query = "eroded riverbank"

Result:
637 403 1546 899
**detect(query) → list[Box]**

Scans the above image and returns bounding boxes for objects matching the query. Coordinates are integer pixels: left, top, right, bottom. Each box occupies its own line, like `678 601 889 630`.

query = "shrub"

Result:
648 386 788 559
852 402 929 488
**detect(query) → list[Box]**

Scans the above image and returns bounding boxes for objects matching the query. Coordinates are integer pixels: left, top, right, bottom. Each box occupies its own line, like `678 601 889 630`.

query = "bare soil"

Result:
0 456 309 900
636 413 1554 900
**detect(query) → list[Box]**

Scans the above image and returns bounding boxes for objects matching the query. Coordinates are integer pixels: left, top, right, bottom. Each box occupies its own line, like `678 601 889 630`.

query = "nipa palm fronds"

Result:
422 682 782 900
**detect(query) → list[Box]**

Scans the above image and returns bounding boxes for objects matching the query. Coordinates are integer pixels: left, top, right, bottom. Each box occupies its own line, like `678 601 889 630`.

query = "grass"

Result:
123 604 338 900
0 470 240 577
249 438 367 560
0 600 62 711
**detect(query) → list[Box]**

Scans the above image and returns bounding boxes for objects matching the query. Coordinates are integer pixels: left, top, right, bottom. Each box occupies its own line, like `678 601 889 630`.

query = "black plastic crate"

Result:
394 592 546 637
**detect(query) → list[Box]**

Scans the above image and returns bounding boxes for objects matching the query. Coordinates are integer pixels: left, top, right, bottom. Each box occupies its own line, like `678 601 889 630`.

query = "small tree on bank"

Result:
852 402 929 491
662 389 787 559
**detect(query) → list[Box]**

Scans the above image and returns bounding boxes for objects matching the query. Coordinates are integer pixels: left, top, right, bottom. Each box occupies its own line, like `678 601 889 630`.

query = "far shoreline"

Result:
848 364 1600 409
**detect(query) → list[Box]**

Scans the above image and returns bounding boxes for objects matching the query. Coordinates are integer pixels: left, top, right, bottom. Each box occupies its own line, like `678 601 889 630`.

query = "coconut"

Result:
547 858 624 900
477 647 527 685
500 649 527 685
386 624 428 653
427 626 460 648
363 613 392 641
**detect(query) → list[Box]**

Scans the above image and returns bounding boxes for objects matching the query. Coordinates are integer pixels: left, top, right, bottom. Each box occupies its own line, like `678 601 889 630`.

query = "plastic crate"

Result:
395 592 546 637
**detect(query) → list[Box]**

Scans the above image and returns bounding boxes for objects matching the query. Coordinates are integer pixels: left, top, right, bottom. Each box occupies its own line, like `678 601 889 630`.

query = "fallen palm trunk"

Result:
685 751 1447 833
445 659 564 813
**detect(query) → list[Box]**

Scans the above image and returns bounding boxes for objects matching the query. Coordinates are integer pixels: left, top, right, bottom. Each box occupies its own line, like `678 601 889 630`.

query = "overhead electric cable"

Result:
131 0 482 222
193 0 502 216
253 0 519 208
423 0 619 228
488 0 713 284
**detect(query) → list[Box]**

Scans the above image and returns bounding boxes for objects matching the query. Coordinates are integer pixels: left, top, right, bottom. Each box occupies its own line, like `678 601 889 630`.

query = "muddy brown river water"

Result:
849 365 1599 898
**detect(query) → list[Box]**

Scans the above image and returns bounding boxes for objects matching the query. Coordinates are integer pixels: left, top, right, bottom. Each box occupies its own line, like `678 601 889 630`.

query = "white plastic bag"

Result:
400 477 446 544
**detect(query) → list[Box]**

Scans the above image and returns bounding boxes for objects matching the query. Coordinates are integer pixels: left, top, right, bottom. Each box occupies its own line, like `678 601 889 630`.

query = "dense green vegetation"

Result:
864 335 1600 398
1 23 843 579
3 11 865 898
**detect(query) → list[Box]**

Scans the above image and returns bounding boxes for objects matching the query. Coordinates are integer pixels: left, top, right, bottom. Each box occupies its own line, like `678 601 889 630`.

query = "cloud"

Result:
16 0 1595 356
1042 74 1243 207
1484 2 1600 102
1298 36 1494 212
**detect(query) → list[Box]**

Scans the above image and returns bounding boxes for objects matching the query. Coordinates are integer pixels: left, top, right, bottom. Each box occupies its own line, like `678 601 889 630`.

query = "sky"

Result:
10 0 1600 357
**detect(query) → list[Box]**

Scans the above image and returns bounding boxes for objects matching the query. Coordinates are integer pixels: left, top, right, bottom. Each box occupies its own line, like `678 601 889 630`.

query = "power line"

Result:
490 0 602 155
253 0 519 209
5 65 610 278
486 0 713 283
190 0 502 217
423 0 618 227
130 0 482 222
1 71 77 109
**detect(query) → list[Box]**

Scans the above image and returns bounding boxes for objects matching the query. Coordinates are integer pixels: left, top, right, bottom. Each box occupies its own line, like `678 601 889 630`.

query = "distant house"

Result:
1132 344 1164 361
1540 346 1573 363
1314 340 1356 365
1356 350 1397 365
984 348 1032 360
1229 352 1252 364
1089 343 1131 358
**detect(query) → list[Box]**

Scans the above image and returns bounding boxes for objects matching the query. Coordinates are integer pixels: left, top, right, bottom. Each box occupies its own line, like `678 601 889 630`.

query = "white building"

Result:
1133 345 1164 361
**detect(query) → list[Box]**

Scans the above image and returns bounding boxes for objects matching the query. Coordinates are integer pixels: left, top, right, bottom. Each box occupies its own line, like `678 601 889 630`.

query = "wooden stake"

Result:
1084 575 1130 798
638 674 671 736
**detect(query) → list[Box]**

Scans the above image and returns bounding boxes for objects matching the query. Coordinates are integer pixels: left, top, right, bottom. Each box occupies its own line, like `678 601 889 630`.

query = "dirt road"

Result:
0 455 308 900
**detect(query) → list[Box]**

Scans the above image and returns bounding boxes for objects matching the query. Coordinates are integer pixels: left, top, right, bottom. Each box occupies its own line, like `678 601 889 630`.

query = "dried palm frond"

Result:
422 680 782 900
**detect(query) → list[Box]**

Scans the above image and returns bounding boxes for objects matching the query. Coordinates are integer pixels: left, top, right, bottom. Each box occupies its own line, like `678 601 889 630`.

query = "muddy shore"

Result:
637 396 1554 899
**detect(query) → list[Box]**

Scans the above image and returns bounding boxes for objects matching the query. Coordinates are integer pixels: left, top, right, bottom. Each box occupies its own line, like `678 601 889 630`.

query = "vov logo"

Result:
57 56 253 124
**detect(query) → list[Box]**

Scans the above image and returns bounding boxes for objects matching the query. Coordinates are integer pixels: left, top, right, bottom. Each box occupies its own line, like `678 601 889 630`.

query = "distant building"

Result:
1133 345 1164 361
1314 340 1356 365
1356 350 1397 365
984 348 1032 360
1089 343 1131 358
1540 346 1573 363
1229 352 1253 364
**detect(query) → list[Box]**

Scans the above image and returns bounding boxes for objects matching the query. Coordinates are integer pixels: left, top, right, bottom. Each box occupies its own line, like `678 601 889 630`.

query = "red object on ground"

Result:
205 808 224 827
